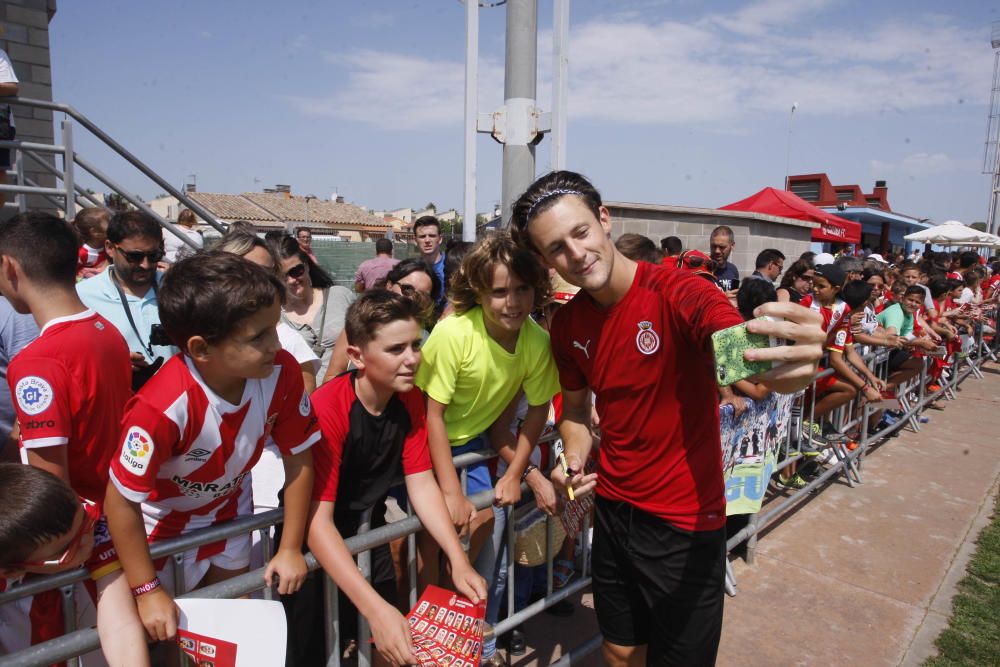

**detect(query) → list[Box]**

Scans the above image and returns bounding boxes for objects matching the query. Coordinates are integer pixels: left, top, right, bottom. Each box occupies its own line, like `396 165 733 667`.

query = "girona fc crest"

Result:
635 320 660 355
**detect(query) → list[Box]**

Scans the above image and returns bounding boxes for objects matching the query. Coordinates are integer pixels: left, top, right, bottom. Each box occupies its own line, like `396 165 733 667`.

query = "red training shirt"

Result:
8 310 131 505
549 261 743 531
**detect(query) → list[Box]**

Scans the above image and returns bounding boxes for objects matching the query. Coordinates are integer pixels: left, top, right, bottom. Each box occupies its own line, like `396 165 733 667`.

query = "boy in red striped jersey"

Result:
104 252 318 644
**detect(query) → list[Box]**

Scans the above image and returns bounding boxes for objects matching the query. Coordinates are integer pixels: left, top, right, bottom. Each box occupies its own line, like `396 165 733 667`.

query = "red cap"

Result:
676 249 716 280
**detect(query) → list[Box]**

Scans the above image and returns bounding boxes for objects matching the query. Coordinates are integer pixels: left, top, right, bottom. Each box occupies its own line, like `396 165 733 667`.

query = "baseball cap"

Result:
813 262 847 287
676 249 717 281
813 252 836 266
866 253 888 264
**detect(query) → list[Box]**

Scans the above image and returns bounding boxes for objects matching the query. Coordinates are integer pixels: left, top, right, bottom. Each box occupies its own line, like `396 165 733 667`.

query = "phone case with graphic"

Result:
711 318 778 386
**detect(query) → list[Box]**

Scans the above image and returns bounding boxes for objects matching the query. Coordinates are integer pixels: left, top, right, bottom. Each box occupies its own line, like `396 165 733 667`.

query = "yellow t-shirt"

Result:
415 307 560 446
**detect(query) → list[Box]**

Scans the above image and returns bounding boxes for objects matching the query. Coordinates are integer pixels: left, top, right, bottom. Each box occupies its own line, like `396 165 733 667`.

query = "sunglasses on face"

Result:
115 245 164 265
285 263 307 279
13 500 98 569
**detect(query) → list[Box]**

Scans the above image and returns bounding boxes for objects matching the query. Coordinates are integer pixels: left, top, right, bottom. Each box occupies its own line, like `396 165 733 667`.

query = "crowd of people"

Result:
620 231 999 490
22 169 1000 667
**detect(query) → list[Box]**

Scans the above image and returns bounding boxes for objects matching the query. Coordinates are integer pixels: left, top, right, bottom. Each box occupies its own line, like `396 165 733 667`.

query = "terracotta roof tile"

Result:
188 192 390 232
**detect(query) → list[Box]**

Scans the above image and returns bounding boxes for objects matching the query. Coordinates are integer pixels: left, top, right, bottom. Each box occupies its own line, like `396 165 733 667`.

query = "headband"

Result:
526 189 584 220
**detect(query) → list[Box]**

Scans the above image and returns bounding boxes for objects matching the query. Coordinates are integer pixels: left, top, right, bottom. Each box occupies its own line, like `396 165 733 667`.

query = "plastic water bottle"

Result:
480 625 500 666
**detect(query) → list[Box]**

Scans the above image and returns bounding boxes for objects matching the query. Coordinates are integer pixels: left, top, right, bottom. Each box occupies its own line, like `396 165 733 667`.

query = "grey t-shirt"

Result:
0 297 40 449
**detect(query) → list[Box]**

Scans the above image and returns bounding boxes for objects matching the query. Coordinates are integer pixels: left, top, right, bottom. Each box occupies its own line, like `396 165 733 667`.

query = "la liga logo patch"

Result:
15 376 54 415
635 321 660 355
120 426 154 475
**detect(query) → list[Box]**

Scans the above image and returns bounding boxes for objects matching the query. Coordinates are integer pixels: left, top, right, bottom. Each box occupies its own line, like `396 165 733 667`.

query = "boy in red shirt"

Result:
798 266 882 448
510 171 825 667
303 291 485 666
73 207 110 280
0 211 146 664
104 252 317 644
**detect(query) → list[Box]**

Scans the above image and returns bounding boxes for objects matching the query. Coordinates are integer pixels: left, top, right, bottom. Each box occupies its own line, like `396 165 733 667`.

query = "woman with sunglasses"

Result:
273 235 355 383
322 258 440 382
777 259 815 304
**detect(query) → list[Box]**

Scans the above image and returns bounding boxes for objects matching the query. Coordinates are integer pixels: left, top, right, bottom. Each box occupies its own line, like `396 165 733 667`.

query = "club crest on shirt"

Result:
120 426 154 476
635 321 660 355
299 391 311 417
15 376 53 415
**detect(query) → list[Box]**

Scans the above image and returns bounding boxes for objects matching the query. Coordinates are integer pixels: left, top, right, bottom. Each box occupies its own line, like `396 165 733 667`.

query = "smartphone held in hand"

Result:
711 316 783 386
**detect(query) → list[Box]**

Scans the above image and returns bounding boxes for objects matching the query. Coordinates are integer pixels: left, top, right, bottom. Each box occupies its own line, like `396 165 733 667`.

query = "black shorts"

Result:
592 496 726 666
888 348 911 374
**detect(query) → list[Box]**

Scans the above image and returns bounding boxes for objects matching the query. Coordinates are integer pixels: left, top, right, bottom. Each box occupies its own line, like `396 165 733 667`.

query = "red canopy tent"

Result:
719 187 861 244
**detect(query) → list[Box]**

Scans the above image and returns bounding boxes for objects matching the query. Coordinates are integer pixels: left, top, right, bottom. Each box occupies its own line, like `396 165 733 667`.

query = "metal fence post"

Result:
60 118 75 221
59 585 80 667
15 146 26 212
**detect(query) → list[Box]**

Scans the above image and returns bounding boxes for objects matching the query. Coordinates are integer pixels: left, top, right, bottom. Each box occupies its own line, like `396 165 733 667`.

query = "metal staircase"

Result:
0 96 226 249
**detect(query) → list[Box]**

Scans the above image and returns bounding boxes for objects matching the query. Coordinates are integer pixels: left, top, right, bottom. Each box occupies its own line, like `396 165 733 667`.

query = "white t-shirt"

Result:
163 226 204 263
277 320 320 375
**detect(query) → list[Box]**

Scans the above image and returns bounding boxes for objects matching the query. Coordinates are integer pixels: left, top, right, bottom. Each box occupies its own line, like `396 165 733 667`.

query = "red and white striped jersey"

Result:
109 350 320 542
799 295 850 335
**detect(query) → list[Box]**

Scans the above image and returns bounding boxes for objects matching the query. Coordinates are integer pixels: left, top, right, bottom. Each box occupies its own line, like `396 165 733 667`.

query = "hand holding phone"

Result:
711 317 782 386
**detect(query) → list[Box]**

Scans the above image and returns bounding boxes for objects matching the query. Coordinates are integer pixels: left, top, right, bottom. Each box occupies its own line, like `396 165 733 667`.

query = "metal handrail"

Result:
6 97 224 232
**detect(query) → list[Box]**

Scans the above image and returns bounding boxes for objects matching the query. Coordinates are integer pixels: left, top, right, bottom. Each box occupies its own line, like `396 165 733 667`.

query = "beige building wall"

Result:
0 0 57 216
606 202 817 277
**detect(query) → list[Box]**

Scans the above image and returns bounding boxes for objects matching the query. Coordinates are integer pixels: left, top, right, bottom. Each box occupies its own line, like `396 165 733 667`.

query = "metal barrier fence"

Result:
0 443 596 667
1 317 995 667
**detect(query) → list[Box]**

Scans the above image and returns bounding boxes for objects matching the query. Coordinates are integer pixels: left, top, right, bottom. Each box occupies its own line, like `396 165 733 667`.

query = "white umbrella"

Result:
904 220 994 246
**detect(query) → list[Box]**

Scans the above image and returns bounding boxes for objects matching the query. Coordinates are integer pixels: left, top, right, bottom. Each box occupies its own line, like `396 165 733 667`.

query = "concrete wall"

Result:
0 0 57 216
607 202 817 277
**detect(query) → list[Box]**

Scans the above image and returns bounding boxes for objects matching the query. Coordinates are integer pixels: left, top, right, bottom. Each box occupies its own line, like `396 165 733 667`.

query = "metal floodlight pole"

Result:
500 0 538 225
983 22 1000 237
784 102 798 191
462 0 479 242
551 0 570 171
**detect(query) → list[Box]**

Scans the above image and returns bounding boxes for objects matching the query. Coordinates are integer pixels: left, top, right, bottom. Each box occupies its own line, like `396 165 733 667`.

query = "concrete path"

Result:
718 365 1000 667
507 365 1000 667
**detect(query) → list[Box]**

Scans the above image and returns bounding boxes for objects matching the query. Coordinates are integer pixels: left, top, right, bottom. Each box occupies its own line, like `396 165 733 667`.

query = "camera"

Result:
132 356 165 392
149 324 173 347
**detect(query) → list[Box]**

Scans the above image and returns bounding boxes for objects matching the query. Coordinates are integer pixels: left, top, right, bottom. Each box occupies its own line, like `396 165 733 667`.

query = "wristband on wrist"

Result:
131 577 161 598
520 464 538 482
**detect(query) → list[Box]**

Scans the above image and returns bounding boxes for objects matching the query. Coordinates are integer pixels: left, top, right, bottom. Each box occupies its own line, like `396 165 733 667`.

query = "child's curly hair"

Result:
449 232 552 314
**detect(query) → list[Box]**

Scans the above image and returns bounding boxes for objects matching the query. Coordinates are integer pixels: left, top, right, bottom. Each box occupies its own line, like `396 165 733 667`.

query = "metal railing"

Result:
726 314 996 574
0 97 225 246
0 442 597 667
1 315 995 666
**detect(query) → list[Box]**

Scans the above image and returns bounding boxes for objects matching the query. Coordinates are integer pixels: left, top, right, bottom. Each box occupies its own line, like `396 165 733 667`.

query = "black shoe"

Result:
508 628 526 656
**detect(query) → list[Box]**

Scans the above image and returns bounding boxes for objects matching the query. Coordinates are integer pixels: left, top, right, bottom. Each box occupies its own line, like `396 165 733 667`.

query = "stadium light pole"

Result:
462 0 480 242
500 0 538 226
784 102 798 191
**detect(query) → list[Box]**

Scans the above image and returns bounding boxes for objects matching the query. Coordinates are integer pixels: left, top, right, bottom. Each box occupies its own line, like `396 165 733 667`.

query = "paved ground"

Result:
506 364 1000 666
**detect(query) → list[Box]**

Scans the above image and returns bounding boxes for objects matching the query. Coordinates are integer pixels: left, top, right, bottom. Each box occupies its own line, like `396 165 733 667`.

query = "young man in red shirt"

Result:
510 172 826 666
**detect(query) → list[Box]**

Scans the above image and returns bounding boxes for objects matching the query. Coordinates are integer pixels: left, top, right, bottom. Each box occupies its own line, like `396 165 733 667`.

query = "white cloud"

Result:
287 0 991 130
286 51 504 130
870 152 971 177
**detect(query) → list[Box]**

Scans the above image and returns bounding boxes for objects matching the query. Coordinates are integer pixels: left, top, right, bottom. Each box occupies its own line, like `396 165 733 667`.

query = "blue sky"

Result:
49 0 1000 224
